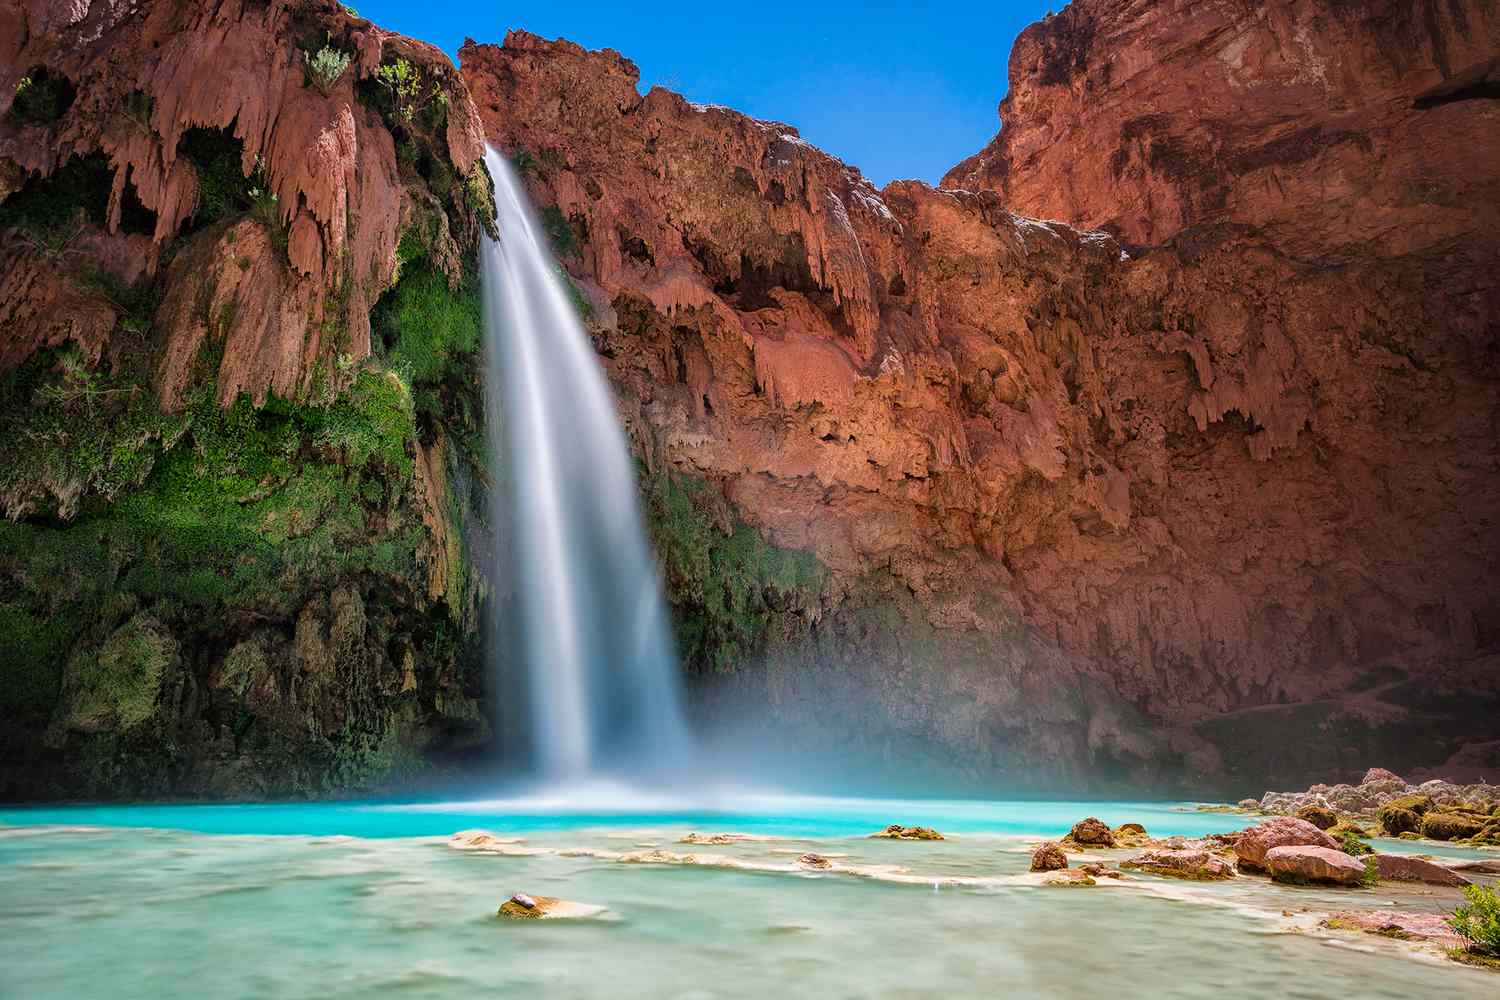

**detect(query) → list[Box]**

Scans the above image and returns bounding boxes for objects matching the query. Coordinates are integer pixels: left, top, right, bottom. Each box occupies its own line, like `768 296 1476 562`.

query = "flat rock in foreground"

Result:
1264 846 1366 886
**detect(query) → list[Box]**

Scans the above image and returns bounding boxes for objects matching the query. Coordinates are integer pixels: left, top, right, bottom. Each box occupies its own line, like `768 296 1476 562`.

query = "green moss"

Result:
375 262 481 388
1377 802 1422 835
54 613 174 734
643 468 824 673
1423 812 1485 841
1340 829 1375 857
540 204 582 258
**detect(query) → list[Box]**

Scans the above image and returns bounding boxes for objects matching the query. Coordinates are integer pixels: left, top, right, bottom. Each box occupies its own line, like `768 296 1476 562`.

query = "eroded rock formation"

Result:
0 0 494 798
459 12 1500 794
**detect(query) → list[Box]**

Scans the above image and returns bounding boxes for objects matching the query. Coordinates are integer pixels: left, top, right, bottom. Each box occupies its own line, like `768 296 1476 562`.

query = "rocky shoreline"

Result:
456 768 1500 973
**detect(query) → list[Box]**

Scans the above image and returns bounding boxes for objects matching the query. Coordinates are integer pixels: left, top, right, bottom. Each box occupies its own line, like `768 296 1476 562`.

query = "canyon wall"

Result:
1 0 1495 799
460 7 1500 794
0 0 496 798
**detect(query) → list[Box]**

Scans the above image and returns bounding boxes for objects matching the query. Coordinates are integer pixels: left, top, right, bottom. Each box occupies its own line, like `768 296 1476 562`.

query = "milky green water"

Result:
1 797 1492 998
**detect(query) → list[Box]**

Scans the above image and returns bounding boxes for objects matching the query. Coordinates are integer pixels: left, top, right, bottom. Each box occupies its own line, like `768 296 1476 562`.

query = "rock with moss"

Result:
1112 822 1152 847
48 612 177 737
1121 849 1235 881
871 824 943 841
1066 817 1115 847
1040 868 1096 887
1377 799 1425 835
1296 804 1338 830
1265 845 1367 886
1030 842 1068 872
497 893 605 920
1422 812 1487 841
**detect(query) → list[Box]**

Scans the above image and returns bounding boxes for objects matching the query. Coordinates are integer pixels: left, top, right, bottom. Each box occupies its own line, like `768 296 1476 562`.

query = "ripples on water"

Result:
0 798 1494 999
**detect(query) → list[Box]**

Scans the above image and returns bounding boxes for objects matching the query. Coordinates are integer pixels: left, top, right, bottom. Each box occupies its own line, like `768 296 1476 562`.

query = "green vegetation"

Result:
642 468 825 673
177 128 284 250
54 613 175 734
370 233 484 448
8 67 75 124
1360 856 1379 887
304 45 353 95
1450 884 1500 956
541 204 582 258
374 58 448 126
1339 829 1374 857
1377 795 1428 835
0 151 111 254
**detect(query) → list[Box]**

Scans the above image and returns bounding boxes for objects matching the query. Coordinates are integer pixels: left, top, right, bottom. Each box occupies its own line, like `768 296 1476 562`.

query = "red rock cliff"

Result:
461 12 1500 791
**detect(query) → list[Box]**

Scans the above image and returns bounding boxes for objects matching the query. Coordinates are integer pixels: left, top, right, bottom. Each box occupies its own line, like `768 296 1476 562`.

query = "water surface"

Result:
2 797 1493 998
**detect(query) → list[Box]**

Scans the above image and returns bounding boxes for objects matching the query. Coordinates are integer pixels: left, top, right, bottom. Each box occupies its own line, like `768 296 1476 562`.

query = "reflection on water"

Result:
0 800 1494 998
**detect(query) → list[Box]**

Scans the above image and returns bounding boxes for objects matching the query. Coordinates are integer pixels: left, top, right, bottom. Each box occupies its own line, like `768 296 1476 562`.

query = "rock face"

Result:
1235 817 1338 871
0 0 493 799
1121 849 1234 881
945 0 1500 259
461 1 1500 795
1264 845 1366 886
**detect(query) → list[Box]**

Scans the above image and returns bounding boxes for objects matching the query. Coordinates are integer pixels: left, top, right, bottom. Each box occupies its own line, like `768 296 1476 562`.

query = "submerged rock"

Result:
1078 862 1123 879
1112 822 1152 848
797 853 832 870
1121 849 1234 881
1066 817 1114 847
1030 842 1068 872
1041 868 1096 887
1264 846 1367 886
1321 910 1464 948
1372 854 1470 887
1235 817 1338 871
871 824 944 841
680 833 746 846
497 893 605 920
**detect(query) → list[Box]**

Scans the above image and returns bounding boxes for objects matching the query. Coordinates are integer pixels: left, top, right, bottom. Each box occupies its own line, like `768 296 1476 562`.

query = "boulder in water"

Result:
1112 822 1152 847
797 853 832 869
1066 817 1114 847
1420 812 1485 841
1041 868 1096 887
1030 842 1068 872
871 824 944 841
1372 853 1470 887
497 893 605 919
1078 862 1123 879
1121 849 1235 881
1264 845 1367 886
1234 816 1337 871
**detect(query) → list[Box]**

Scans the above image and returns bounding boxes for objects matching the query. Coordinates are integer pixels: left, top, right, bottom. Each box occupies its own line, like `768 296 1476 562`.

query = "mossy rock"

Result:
1397 831 1423 841
1422 812 1486 842
1377 804 1421 836
1385 794 1433 816
1329 821 1373 839
1296 804 1338 830
51 612 177 735
871 824 944 841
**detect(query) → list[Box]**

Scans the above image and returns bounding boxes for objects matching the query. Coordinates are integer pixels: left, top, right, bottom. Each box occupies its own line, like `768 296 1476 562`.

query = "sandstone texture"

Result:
1235 817 1338 871
0 0 493 799
1372 854 1470 887
461 0 1500 795
1120 849 1234 881
1264 845 1366 886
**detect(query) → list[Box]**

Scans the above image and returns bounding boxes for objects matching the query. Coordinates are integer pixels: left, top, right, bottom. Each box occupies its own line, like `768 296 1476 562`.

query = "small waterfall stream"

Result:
479 146 690 780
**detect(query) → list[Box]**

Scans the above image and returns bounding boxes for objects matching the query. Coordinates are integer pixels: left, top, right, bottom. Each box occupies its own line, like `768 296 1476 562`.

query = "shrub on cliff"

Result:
304 46 352 95
1450 885 1500 956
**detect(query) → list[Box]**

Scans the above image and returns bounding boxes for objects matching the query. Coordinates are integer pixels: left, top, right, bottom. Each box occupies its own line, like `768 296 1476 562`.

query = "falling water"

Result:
479 146 691 779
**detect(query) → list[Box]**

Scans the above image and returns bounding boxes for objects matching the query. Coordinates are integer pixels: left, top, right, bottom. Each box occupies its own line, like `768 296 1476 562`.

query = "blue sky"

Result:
351 1 1053 187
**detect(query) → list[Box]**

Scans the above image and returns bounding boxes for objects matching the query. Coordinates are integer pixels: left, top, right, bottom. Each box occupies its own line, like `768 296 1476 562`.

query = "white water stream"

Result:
479 146 689 778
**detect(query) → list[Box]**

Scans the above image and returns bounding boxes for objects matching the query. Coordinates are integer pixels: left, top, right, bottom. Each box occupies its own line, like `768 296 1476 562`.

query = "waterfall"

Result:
479 146 691 780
